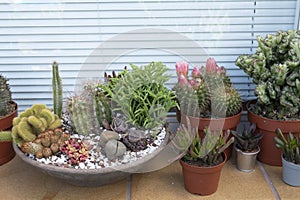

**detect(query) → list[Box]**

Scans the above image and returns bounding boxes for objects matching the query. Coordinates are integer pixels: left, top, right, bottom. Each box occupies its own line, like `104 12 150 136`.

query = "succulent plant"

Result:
231 124 263 152
104 139 126 160
52 61 63 118
0 74 15 117
11 104 62 147
20 127 69 158
236 30 300 120
174 58 241 118
111 62 178 129
182 125 234 167
274 128 300 165
0 131 12 142
60 138 90 165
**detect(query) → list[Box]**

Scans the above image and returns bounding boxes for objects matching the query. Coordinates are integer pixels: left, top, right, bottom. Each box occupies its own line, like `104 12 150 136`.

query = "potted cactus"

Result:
174 58 242 159
232 124 263 172
274 128 300 186
178 117 234 195
0 74 18 165
236 30 300 166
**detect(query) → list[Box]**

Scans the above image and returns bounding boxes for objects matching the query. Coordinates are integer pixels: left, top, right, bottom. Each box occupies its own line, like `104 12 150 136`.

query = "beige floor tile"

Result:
131 158 275 200
263 164 300 200
0 156 127 200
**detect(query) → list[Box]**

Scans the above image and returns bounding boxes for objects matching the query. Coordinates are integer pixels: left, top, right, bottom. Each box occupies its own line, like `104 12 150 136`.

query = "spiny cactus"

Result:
11 104 61 147
52 61 63 118
211 86 242 117
183 126 234 167
0 75 15 117
0 131 12 142
236 30 300 120
174 58 241 118
274 128 300 164
232 124 263 152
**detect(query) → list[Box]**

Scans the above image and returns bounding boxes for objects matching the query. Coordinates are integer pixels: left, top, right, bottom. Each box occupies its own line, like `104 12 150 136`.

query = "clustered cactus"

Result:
0 74 15 117
236 30 300 120
231 124 263 152
21 128 70 158
12 104 62 147
274 128 300 165
181 121 234 167
174 58 241 118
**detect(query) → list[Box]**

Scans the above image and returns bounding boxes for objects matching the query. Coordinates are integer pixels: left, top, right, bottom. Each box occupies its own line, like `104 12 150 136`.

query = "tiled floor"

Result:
1 153 299 200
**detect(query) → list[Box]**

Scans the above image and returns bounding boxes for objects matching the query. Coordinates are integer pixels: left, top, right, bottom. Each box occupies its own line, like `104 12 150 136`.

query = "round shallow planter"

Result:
0 101 18 165
13 131 169 187
247 100 300 166
177 109 241 160
179 153 226 195
235 145 259 172
282 155 300 186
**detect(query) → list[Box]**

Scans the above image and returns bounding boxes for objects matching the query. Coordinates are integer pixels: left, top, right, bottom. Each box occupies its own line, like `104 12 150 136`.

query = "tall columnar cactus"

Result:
52 61 63 118
236 30 300 120
12 104 61 147
0 75 15 117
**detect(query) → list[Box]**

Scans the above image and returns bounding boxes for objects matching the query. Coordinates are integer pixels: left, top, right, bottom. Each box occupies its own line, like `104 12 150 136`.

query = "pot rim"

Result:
0 101 18 120
282 154 300 168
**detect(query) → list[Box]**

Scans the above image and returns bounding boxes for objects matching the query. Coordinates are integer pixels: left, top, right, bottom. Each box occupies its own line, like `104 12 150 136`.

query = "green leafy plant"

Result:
274 128 300 165
0 74 15 117
180 119 234 167
111 62 178 129
174 58 241 118
232 124 263 152
236 30 300 120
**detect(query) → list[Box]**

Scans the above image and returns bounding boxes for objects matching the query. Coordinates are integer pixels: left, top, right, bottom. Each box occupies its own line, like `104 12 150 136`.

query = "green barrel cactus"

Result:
0 75 15 117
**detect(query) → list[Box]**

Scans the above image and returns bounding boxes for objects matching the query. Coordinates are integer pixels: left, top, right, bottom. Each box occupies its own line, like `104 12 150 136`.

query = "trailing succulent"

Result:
174 58 241 118
231 123 263 152
0 74 15 117
274 128 300 165
181 120 235 167
236 30 300 120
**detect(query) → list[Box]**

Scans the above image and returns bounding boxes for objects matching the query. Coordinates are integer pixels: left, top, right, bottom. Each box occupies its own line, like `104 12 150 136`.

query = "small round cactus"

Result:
0 74 15 117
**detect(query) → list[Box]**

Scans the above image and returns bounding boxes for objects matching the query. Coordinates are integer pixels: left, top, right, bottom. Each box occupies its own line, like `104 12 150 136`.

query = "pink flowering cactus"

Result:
205 57 218 74
192 66 201 78
178 74 188 86
176 61 189 77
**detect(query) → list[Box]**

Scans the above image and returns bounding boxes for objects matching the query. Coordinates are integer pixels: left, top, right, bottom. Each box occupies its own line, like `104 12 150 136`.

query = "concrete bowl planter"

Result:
13 131 169 187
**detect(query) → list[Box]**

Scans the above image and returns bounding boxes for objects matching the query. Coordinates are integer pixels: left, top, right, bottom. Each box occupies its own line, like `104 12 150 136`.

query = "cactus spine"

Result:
52 61 63 118
0 75 15 117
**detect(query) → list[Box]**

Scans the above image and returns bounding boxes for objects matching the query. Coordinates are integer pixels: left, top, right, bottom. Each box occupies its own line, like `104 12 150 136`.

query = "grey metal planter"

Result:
282 155 300 186
235 145 260 172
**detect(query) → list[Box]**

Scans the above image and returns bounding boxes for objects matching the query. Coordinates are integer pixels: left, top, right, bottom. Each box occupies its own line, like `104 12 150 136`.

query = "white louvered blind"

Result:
0 0 299 114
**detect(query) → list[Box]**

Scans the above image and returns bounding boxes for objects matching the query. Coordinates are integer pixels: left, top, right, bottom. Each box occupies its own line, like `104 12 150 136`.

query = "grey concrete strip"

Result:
126 175 132 200
257 161 281 200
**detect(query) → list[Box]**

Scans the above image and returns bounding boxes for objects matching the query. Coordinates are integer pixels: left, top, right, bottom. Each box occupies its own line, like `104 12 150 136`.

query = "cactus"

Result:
0 74 15 117
274 128 300 165
0 131 12 142
20 128 69 158
211 86 242 117
236 30 300 120
12 104 62 147
174 58 241 118
232 124 263 152
52 61 63 118
182 122 234 166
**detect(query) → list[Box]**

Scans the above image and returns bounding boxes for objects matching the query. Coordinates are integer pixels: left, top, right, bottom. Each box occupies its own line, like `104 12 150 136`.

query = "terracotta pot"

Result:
176 109 241 160
247 100 300 166
180 153 226 195
0 101 18 165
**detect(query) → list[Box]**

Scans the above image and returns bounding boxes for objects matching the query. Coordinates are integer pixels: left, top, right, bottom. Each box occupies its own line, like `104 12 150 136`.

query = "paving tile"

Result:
263 164 300 200
0 156 127 200
131 158 275 200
